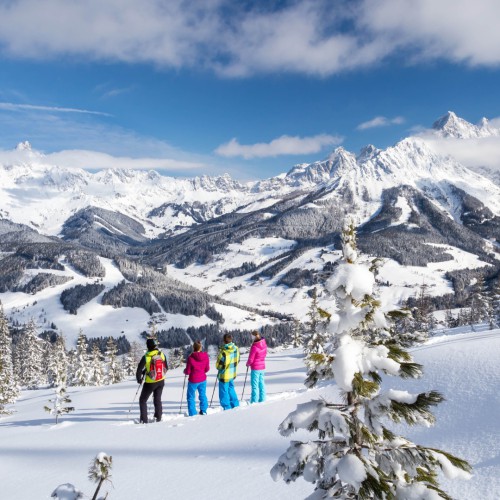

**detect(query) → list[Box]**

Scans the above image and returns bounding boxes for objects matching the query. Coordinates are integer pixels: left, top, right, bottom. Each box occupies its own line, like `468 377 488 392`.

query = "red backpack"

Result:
148 352 167 381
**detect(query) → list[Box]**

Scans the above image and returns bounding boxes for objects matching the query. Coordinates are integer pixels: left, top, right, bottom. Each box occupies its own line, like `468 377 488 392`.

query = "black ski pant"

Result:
139 380 165 423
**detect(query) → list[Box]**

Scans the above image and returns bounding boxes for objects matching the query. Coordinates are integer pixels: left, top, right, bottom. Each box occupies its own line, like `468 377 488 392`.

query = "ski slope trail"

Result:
0 332 498 499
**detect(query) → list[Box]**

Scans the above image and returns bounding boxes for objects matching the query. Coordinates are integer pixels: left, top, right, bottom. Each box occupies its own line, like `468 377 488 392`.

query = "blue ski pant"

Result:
250 370 266 403
187 380 208 416
218 379 239 410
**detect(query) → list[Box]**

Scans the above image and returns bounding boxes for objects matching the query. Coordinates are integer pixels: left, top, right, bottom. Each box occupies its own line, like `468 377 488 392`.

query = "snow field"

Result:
0 330 499 499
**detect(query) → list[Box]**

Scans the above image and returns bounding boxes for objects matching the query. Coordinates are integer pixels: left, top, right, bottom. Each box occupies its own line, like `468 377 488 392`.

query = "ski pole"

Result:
127 375 144 420
209 377 218 408
241 366 249 401
179 375 187 414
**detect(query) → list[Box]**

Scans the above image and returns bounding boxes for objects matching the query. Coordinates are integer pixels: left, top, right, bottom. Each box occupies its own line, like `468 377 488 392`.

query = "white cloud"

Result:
0 1 499 76
215 134 343 159
357 116 405 130
423 135 500 172
0 145 209 172
360 0 500 67
0 102 110 116
0 104 215 174
44 150 206 171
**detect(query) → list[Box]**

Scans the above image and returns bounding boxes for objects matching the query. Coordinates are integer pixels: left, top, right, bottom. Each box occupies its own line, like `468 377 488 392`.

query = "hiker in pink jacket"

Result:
184 340 210 416
246 330 267 403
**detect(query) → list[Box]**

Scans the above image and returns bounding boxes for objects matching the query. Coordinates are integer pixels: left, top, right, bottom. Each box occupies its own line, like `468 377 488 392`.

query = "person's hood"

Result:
190 351 208 362
253 338 267 351
223 342 237 352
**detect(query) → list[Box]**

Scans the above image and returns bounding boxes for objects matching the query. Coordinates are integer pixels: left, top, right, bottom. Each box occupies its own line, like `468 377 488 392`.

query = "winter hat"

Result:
146 338 157 350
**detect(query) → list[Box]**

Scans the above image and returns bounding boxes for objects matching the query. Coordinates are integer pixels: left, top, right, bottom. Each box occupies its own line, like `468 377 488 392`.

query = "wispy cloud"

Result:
0 1 498 76
357 116 405 130
0 105 216 175
421 134 500 172
0 102 110 116
215 134 343 159
44 150 206 171
94 82 135 99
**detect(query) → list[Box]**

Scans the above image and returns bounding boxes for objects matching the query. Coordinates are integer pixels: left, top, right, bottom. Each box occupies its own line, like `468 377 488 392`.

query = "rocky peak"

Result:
15 140 32 151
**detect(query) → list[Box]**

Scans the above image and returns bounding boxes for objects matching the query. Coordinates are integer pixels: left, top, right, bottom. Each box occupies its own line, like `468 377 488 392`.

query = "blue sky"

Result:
0 0 499 179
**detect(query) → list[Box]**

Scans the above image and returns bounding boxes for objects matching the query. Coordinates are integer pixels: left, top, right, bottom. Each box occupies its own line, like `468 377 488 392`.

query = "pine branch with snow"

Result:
271 222 471 499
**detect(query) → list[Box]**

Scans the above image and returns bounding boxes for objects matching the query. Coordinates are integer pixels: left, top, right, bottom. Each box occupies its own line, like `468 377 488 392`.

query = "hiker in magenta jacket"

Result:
246 330 267 403
184 340 210 416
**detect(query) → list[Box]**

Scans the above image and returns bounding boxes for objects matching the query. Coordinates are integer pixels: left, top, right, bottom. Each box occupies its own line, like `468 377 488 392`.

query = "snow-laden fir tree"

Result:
411 283 433 338
487 276 500 329
0 305 19 414
105 337 124 385
47 334 69 387
271 222 471 499
303 287 331 387
15 319 46 389
89 343 104 386
290 318 304 349
44 384 75 424
88 452 113 500
168 347 183 369
467 275 489 326
72 332 91 386
123 340 142 377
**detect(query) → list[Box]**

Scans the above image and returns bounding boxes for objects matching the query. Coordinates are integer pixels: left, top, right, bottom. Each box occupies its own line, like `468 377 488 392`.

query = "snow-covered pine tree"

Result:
303 287 331 387
88 344 104 386
411 283 433 339
487 276 500 329
15 319 46 389
88 452 112 500
290 318 304 349
168 347 183 369
47 335 69 387
467 275 489 326
72 332 91 386
123 341 142 376
105 337 124 385
0 305 19 414
44 384 75 424
271 222 471 499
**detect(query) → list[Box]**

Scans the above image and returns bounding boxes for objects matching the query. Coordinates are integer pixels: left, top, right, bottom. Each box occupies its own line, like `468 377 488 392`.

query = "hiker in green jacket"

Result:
216 333 240 410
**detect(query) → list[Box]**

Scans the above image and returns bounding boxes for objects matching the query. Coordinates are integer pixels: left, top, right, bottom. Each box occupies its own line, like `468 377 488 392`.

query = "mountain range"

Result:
1 112 499 344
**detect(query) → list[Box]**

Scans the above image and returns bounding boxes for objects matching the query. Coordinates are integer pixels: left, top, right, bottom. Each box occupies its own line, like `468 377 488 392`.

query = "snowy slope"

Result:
1 255 275 346
0 329 498 499
166 239 492 321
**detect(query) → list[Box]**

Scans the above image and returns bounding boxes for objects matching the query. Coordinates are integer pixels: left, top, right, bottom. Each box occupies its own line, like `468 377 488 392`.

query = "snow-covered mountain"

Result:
432 110 500 139
1 113 499 343
1 112 499 241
